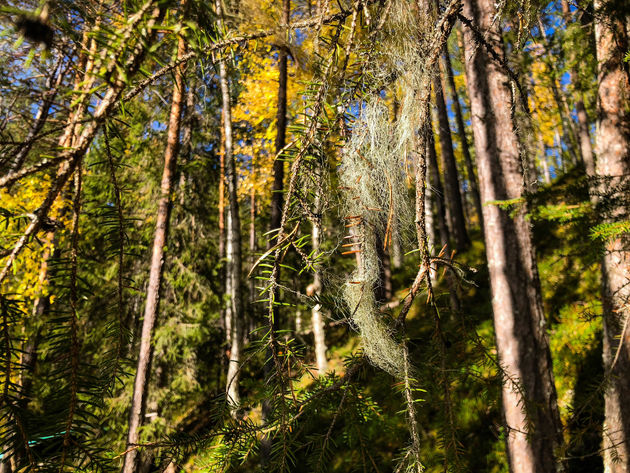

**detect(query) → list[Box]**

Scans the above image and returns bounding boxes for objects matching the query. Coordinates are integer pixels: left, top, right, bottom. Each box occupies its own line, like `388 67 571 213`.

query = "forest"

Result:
0 0 629 471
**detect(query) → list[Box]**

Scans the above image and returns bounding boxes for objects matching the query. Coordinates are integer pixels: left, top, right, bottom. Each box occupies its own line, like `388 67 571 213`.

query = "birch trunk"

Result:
310 210 328 375
216 26 244 415
249 186 257 338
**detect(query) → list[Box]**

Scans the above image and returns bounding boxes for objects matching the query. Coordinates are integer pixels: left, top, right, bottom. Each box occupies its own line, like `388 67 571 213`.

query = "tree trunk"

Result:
433 77 470 251
216 15 244 414
594 2 630 470
424 145 437 281
122 36 186 473
269 0 290 240
461 0 565 471
248 185 257 338
561 0 596 176
554 130 566 174
309 205 328 375
540 142 551 184
218 110 228 347
391 231 404 269
440 47 484 231
537 18 581 167
261 0 290 458
390 98 404 269
576 100 595 175
427 122 451 249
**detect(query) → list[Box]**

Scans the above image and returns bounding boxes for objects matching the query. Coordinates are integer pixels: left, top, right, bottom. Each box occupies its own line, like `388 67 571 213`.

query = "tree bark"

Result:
123 35 186 473
216 12 245 414
261 0 290 458
219 111 228 345
561 0 596 176
594 2 630 470
248 184 257 338
424 142 437 281
461 0 565 471
433 77 470 251
427 122 451 249
390 98 404 269
269 0 290 240
536 18 581 168
540 142 552 184
309 203 328 375
440 47 483 231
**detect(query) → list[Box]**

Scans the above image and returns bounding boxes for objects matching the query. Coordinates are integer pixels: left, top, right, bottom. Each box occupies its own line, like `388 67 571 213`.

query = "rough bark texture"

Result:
123 36 186 473
441 47 483 230
461 0 565 471
594 2 630 470
433 78 470 251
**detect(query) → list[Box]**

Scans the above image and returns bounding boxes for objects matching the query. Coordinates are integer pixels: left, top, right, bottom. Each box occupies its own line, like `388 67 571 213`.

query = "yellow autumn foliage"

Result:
0 177 70 303
233 45 305 205
529 56 562 149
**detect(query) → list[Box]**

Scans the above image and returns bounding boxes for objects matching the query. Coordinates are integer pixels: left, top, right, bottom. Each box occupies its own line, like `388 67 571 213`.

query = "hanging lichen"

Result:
337 0 440 377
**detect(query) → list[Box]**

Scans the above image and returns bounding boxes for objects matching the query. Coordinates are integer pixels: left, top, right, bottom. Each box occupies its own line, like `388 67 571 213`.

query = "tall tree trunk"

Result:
424 142 437 281
215 12 244 414
554 130 566 174
561 0 596 176
122 36 186 473
433 78 470 251
309 198 328 375
248 184 257 339
269 0 290 240
540 142 551 184
219 112 228 347
427 122 451 249
460 0 565 471
440 47 483 231
261 0 290 459
390 98 404 269
219 113 226 264
594 2 630 470
391 231 404 269
576 99 595 175
536 18 581 168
